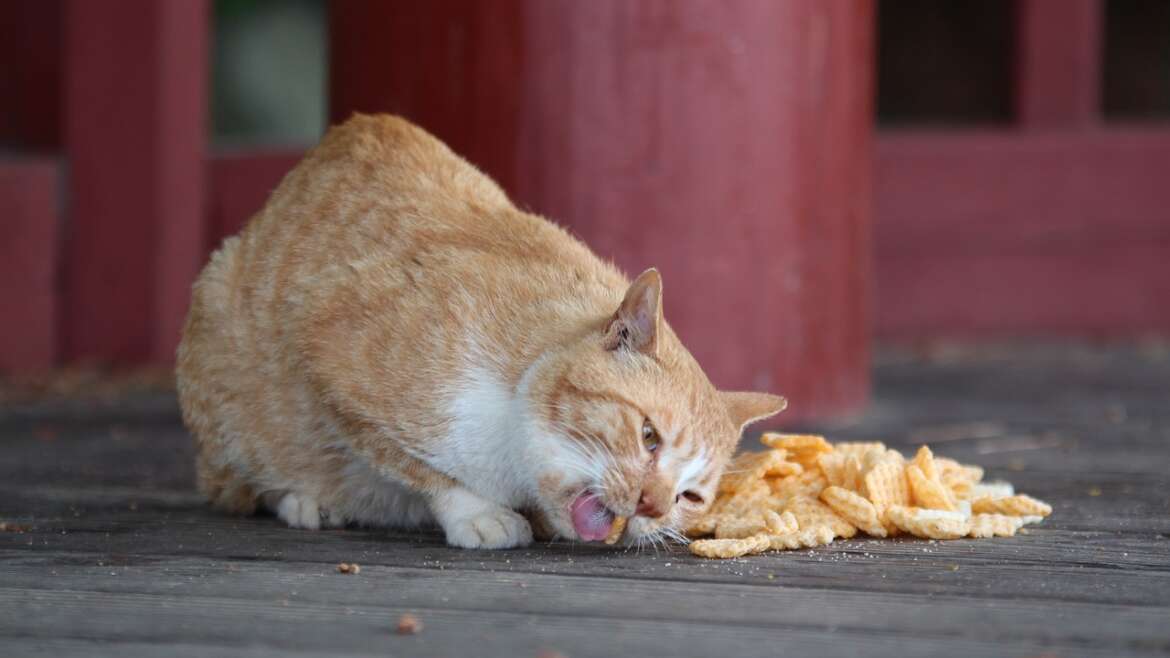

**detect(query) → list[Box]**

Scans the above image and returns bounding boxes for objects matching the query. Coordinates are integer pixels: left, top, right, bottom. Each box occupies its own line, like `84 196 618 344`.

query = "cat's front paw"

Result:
273 492 322 530
443 507 533 549
432 487 533 549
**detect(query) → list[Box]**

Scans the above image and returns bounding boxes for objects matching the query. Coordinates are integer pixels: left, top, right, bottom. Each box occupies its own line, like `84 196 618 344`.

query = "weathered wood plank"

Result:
2 553 1167 652
0 587 1145 658
0 639 370 658
2 515 1168 608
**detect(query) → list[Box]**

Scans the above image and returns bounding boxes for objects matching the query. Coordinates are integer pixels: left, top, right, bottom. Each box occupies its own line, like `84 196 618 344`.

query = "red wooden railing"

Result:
875 0 1170 338
0 159 58 371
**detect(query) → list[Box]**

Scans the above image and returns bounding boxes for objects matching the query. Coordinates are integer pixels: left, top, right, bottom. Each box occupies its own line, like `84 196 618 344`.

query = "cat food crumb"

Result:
604 516 628 544
337 562 360 574
537 651 569 658
395 613 423 635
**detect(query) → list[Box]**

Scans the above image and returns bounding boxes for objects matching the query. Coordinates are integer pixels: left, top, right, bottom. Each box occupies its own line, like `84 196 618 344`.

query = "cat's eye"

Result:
641 418 660 452
679 490 704 504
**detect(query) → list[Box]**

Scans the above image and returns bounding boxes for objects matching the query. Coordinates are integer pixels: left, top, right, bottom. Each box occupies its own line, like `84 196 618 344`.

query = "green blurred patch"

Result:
211 0 326 147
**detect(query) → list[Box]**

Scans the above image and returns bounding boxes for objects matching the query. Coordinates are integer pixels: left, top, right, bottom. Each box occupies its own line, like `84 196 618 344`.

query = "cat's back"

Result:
184 114 623 386
235 114 511 292
181 114 518 370
231 114 608 309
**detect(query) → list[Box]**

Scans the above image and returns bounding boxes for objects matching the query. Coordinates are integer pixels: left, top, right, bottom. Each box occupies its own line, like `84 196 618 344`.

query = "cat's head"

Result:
524 268 786 545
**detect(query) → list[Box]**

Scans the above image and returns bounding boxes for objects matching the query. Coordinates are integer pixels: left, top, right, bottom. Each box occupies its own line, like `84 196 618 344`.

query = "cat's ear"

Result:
720 391 787 432
604 268 663 356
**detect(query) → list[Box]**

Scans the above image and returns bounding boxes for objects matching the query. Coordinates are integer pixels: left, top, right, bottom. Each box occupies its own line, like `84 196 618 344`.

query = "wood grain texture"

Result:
1 345 1168 656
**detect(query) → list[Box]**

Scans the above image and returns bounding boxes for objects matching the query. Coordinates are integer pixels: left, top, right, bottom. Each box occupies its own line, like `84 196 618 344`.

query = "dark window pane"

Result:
1104 0 1170 120
877 0 1014 127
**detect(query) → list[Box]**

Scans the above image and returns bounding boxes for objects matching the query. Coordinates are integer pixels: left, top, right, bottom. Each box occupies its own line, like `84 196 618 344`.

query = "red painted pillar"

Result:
329 1 525 194
1016 0 1102 128
331 0 873 420
0 160 60 371
63 0 208 365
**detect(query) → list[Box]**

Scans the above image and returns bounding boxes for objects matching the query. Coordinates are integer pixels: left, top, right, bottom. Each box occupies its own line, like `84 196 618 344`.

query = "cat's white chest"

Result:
432 366 534 507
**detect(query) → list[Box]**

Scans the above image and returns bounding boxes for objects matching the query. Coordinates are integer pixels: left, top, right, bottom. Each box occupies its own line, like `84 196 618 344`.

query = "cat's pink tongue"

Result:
570 493 613 542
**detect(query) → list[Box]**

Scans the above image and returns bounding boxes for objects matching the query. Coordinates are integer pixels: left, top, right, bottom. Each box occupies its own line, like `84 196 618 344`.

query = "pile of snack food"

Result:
687 434 1051 559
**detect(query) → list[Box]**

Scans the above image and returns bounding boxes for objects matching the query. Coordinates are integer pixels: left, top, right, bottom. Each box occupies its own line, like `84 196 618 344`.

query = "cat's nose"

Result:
636 491 666 518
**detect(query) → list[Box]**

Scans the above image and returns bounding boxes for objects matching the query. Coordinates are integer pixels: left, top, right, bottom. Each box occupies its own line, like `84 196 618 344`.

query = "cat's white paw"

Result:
275 492 321 530
443 507 533 549
432 488 532 549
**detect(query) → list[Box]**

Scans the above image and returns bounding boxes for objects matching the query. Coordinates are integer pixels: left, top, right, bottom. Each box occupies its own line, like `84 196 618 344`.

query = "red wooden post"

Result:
0 160 60 371
206 151 304 253
330 0 873 420
63 0 208 364
329 1 525 195
1016 0 1102 128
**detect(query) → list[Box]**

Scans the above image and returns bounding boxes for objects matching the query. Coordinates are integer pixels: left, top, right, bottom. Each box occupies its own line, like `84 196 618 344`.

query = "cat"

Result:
176 114 786 549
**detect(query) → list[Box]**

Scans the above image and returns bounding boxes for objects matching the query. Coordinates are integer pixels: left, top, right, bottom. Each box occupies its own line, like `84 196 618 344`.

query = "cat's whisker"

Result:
579 436 623 486
547 436 606 482
546 423 618 489
563 432 611 468
661 526 690 545
656 528 675 552
649 532 663 557
561 439 606 470
549 457 600 481
543 413 617 465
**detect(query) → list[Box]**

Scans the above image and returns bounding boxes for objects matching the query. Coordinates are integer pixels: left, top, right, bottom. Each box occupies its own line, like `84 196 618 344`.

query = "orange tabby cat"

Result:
176 114 785 549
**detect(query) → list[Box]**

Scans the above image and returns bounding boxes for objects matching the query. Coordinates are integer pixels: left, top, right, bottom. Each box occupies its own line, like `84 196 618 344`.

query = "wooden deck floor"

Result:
2 345 1169 657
